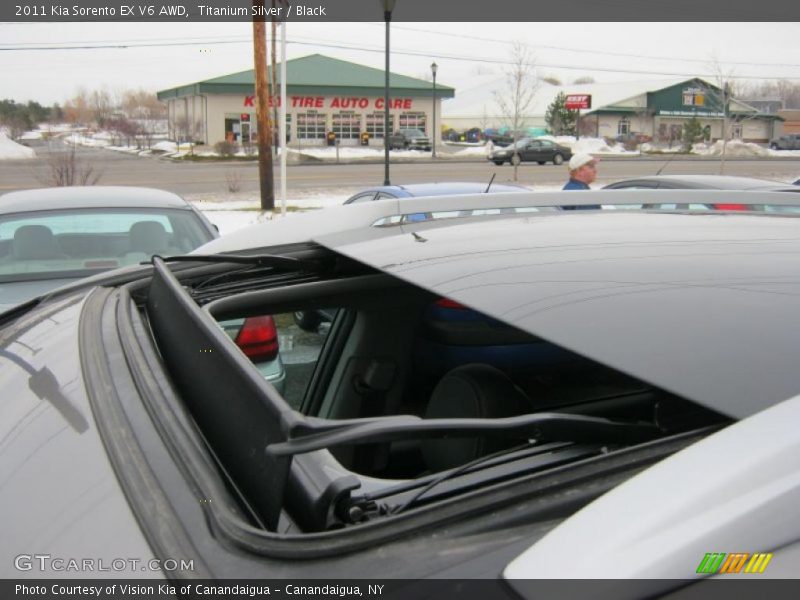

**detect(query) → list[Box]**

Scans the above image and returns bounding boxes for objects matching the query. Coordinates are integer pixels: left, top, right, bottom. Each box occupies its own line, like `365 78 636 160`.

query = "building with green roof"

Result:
157 54 454 147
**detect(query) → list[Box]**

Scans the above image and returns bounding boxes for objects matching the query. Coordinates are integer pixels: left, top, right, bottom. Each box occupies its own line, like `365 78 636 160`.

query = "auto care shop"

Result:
579 78 782 144
156 54 454 147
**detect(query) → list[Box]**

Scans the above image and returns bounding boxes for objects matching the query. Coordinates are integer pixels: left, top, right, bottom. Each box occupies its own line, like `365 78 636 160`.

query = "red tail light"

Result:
713 203 747 211
435 297 467 310
235 316 279 362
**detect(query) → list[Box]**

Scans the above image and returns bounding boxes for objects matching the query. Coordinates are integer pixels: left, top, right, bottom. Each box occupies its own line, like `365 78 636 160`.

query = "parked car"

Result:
769 133 800 150
343 181 530 204
0 185 285 391
0 186 217 312
387 128 431 151
3 190 800 588
603 174 800 211
488 138 572 166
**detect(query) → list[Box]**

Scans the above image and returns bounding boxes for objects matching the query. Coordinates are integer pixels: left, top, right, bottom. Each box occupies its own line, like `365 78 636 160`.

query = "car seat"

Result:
128 221 172 255
421 363 535 472
11 225 66 260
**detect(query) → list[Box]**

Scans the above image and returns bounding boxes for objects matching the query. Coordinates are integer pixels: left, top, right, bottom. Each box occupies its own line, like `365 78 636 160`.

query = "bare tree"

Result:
703 55 742 174
493 42 538 181
63 87 93 126
121 88 167 149
38 146 102 186
740 79 800 110
90 88 114 127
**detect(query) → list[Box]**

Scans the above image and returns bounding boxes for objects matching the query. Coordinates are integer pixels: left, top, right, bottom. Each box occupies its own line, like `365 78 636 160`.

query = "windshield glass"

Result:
0 208 214 282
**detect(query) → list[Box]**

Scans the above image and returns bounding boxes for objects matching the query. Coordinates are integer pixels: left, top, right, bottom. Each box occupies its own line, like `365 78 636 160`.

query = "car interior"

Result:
131 249 731 536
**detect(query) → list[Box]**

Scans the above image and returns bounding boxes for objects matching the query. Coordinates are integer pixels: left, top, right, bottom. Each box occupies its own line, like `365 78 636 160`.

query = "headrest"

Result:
12 225 63 260
129 221 169 254
422 363 533 472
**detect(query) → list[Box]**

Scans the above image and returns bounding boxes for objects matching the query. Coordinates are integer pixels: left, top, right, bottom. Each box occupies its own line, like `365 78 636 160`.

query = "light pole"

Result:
380 0 396 185
430 61 437 159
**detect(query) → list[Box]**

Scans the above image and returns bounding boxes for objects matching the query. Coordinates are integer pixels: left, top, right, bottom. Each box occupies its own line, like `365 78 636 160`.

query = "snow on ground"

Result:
0 133 36 159
64 132 111 147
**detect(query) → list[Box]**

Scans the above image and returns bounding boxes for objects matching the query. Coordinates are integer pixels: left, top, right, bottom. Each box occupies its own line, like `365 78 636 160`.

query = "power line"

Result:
383 23 800 70
1 34 799 81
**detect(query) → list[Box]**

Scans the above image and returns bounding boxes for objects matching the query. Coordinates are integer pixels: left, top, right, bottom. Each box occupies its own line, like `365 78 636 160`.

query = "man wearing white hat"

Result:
562 152 600 210
563 153 599 190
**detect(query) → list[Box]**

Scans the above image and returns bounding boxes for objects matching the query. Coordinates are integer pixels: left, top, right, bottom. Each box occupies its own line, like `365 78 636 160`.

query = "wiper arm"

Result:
267 412 660 457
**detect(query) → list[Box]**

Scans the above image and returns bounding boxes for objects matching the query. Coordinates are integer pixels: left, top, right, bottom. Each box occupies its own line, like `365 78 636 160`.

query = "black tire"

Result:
553 153 564 165
294 310 321 332
770 143 778 150
493 160 504 166
511 154 522 166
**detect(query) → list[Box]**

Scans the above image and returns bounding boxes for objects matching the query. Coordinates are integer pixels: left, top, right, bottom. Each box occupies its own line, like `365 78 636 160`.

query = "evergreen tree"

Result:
682 116 704 152
545 92 577 136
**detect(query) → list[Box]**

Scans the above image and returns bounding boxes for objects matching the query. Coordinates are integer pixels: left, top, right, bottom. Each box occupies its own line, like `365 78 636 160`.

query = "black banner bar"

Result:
3 0 798 23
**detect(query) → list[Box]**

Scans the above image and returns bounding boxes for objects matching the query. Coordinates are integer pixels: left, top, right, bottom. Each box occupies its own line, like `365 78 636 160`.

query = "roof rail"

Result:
198 189 800 255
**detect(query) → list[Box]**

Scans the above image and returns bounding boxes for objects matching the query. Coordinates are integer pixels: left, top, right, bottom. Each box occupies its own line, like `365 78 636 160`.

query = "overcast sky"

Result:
2 22 800 105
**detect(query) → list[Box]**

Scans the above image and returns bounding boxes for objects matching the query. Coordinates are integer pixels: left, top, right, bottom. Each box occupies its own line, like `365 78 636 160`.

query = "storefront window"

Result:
618 118 630 136
296 112 327 139
332 112 361 139
365 113 394 139
399 112 427 132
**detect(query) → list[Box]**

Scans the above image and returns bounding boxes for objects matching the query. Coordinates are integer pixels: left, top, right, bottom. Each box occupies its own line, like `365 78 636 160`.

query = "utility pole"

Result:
252 1 274 210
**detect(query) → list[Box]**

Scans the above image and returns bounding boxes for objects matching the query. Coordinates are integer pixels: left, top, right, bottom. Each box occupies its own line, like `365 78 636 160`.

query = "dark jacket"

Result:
562 179 591 191
562 179 600 209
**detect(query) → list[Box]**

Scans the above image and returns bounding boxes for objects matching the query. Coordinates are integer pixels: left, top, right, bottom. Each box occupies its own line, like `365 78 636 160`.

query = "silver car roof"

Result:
199 190 800 418
0 186 193 214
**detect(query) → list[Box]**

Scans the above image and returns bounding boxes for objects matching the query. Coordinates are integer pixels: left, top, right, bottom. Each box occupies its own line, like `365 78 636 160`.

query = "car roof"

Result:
607 174 799 191
315 201 800 419
0 186 193 214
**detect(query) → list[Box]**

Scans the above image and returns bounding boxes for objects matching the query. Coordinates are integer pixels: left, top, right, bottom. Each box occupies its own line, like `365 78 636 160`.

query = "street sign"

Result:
565 94 592 110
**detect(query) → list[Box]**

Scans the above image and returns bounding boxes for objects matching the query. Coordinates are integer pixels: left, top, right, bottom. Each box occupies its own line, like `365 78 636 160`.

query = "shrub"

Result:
214 140 237 157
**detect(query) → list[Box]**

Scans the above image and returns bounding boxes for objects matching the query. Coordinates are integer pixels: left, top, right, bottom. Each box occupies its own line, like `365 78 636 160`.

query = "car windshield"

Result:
402 129 425 138
0 208 214 282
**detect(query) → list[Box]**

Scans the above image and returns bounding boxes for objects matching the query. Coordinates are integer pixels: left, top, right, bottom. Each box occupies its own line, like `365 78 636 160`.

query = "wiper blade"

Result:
267 412 660 457
145 253 327 272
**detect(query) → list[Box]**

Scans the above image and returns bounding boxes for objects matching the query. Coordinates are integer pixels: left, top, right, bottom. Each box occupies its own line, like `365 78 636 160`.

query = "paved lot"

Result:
2 142 799 196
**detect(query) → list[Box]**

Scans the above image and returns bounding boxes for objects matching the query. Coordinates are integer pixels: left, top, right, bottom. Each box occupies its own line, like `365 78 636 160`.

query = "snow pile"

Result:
18 131 44 141
0 133 36 159
452 144 494 158
693 140 771 158
639 142 684 153
189 189 353 235
64 132 110 147
150 141 179 153
546 135 631 155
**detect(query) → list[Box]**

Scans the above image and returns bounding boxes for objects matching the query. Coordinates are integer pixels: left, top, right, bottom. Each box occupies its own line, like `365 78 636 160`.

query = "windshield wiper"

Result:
267 412 660 457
